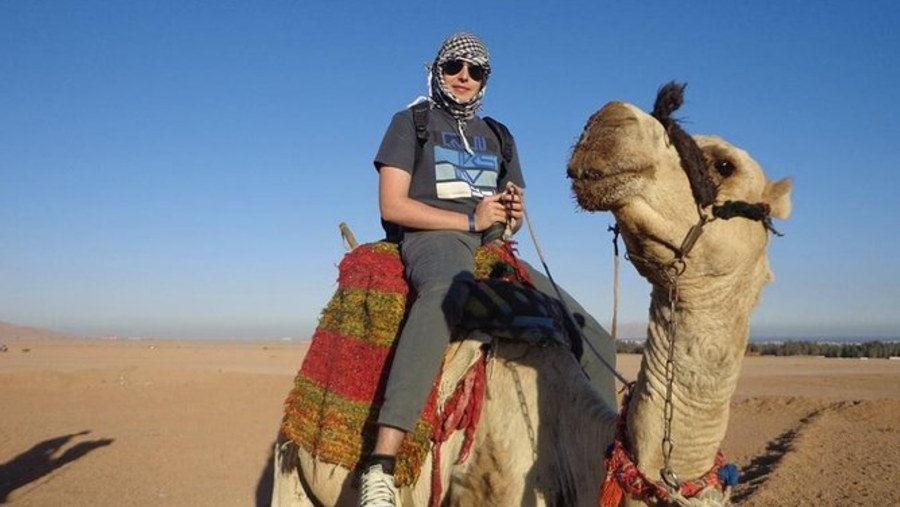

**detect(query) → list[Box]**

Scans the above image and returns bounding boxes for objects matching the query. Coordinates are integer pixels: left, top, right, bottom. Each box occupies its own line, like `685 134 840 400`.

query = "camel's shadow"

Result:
255 442 275 506
0 430 114 502
730 414 812 504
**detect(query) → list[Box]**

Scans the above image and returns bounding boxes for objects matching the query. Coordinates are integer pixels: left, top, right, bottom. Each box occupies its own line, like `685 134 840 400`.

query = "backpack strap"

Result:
483 116 514 167
413 106 512 165
411 101 430 145
414 106 513 165
380 102 431 244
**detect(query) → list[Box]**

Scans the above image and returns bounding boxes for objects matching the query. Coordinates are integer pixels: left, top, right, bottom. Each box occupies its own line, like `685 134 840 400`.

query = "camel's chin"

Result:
571 178 614 211
570 170 639 212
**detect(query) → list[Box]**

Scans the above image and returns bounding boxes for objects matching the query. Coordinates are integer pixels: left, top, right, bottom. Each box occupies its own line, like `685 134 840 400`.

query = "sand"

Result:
1 339 898 506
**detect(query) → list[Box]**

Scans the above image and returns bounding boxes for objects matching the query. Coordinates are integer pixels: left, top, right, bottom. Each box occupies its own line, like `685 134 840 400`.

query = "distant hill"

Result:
0 321 81 341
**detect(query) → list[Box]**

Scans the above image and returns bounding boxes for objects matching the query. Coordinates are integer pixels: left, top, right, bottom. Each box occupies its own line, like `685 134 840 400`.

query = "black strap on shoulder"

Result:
381 102 431 245
411 101 430 172
411 101 430 145
483 116 514 166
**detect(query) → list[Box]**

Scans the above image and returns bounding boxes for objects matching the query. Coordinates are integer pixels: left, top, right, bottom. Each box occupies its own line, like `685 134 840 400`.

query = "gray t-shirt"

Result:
374 106 526 236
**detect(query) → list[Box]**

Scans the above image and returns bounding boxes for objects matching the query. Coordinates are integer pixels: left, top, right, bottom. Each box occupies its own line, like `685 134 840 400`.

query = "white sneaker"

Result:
359 464 398 507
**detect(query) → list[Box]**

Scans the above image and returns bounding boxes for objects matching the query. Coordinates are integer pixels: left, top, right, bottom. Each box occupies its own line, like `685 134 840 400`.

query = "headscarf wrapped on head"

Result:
425 32 491 153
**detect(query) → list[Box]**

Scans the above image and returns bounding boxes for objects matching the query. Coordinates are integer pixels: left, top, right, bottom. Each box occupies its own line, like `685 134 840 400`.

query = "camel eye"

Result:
714 159 736 177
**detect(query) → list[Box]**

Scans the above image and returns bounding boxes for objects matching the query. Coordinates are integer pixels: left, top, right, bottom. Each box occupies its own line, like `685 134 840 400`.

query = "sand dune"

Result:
0 321 83 342
1 340 898 506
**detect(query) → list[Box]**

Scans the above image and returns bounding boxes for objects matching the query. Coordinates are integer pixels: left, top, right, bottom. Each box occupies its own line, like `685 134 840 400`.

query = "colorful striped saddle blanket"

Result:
279 241 570 486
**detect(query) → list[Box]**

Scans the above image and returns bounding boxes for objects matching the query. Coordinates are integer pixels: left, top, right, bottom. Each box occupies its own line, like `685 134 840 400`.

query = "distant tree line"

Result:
747 340 900 358
615 340 644 354
615 339 900 358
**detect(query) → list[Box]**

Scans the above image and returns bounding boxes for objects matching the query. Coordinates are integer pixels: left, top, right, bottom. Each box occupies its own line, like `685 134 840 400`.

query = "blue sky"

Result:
2 1 898 339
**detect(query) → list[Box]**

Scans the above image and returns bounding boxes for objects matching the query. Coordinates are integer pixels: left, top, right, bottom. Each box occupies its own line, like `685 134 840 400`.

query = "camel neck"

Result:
625 277 756 482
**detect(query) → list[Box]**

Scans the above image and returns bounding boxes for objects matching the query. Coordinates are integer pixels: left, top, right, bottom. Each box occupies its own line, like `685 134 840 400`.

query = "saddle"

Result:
280 241 572 486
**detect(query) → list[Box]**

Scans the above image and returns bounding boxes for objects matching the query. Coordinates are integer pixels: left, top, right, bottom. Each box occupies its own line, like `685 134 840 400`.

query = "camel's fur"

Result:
273 95 791 506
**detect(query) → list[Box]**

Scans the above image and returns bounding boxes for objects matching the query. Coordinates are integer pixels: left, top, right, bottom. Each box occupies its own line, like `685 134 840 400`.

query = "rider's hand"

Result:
473 194 508 231
501 183 525 222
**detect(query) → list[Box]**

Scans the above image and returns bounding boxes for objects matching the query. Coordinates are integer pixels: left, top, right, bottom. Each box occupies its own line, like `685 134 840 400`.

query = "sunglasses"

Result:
440 60 486 82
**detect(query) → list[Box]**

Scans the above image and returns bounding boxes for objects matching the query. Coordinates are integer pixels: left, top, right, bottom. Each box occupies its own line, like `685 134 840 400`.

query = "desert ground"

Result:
1 338 898 506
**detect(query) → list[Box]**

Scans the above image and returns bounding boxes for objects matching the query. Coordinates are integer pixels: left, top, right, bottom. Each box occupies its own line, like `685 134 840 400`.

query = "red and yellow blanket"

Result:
280 241 531 486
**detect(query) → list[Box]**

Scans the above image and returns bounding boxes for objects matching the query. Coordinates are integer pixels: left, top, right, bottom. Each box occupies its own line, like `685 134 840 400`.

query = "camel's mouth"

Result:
567 102 658 212
568 164 648 212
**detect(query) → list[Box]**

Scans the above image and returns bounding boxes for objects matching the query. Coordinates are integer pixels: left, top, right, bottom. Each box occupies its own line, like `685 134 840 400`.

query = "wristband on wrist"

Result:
467 212 476 233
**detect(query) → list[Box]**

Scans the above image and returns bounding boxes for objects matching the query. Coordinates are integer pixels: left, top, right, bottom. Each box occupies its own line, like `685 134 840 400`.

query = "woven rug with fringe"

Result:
280 240 533 487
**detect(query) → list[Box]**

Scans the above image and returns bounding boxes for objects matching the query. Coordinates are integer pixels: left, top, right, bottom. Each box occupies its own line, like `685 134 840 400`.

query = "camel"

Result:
272 83 792 507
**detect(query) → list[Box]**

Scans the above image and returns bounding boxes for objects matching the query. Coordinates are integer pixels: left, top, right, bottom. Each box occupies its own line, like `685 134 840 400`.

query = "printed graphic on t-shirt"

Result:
434 131 498 200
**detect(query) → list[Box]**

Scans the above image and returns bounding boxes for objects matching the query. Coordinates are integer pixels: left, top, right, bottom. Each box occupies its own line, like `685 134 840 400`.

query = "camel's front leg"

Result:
271 440 317 507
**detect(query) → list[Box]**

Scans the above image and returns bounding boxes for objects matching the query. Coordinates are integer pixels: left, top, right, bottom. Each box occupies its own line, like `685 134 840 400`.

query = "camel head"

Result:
568 84 793 504
568 83 792 295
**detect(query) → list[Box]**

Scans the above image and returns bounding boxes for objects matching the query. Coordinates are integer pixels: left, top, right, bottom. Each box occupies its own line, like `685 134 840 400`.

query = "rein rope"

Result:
518 202 632 387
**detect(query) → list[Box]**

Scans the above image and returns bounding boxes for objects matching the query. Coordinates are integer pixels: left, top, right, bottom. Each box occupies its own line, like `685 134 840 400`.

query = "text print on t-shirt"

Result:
434 131 499 200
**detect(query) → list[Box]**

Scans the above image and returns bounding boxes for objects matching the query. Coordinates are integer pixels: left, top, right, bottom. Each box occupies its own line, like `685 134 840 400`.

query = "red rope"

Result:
427 242 525 506
428 351 488 507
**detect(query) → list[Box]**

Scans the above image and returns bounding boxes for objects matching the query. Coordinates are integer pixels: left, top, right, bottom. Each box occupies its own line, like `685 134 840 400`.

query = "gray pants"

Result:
377 231 616 432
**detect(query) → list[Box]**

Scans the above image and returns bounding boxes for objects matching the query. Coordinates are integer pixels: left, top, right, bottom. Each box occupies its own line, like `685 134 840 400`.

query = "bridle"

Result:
599 82 780 506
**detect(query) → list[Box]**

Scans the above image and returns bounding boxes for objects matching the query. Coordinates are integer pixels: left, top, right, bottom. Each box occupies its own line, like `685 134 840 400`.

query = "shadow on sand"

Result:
0 430 114 503
731 408 824 503
730 426 800 503
255 441 275 506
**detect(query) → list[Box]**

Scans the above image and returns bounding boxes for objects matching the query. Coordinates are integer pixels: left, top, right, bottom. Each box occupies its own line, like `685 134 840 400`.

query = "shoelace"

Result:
359 469 396 507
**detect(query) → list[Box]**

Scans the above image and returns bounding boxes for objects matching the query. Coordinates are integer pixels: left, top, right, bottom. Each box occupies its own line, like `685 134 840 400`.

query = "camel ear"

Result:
764 178 792 219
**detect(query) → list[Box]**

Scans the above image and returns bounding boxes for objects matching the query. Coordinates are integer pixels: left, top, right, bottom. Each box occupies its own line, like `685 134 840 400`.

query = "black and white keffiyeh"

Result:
429 32 491 121
421 32 491 153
